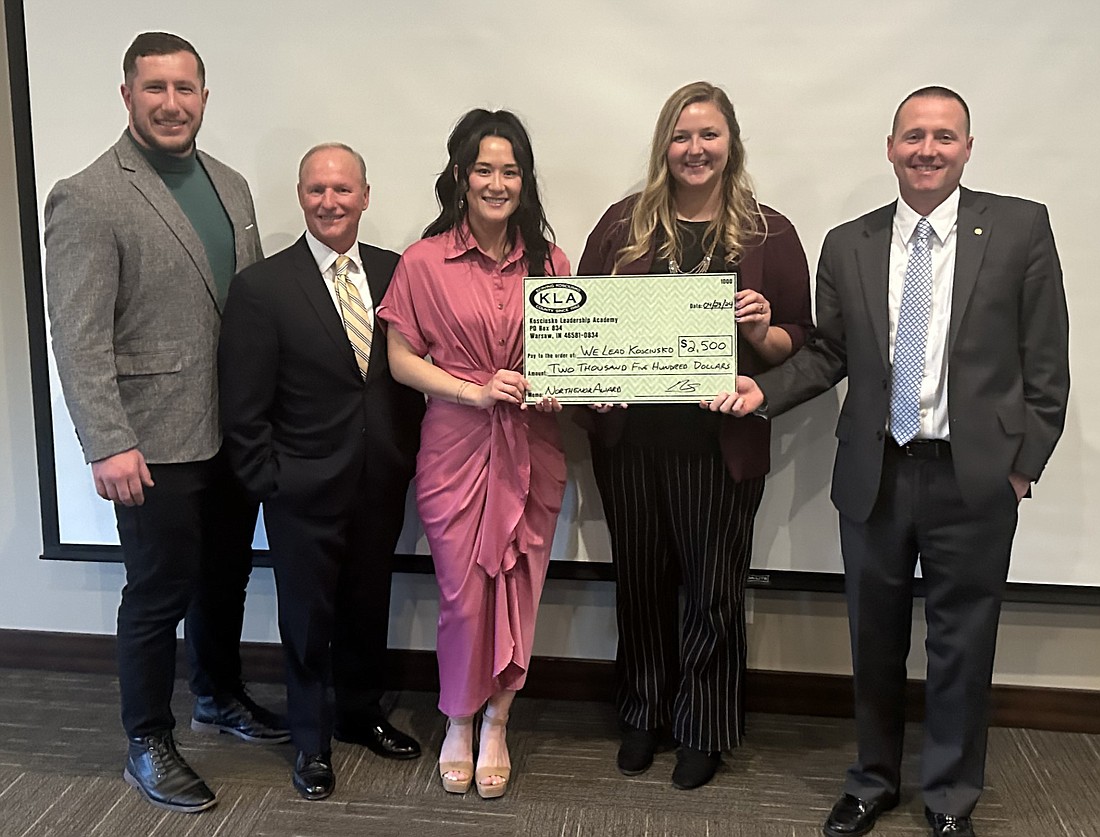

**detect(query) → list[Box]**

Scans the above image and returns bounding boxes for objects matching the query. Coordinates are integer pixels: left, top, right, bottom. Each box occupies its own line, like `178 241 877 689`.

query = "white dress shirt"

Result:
304 230 375 328
887 188 960 441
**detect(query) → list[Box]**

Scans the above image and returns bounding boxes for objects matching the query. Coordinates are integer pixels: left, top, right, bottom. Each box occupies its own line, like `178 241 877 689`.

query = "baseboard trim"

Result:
1 628 1096 734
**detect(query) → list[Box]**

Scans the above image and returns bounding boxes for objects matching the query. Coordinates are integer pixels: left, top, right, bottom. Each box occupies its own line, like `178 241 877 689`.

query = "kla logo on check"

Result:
529 282 587 314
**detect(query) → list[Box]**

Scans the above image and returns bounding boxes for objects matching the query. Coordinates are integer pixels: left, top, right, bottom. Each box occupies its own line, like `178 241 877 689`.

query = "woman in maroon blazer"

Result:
577 81 813 789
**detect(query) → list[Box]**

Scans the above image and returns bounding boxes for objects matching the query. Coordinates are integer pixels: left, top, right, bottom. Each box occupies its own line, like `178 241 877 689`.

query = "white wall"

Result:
2 1 1097 692
19 0 1100 589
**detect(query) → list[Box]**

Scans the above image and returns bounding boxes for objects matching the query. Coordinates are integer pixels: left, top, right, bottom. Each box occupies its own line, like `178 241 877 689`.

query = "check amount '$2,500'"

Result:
523 273 738 404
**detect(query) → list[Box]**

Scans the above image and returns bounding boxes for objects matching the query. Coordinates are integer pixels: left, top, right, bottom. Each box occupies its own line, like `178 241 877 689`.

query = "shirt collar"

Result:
304 230 363 277
442 221 527 268
894 187 960 244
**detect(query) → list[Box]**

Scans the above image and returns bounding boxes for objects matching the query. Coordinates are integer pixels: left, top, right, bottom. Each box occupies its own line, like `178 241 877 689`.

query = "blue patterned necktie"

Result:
890 217 934 444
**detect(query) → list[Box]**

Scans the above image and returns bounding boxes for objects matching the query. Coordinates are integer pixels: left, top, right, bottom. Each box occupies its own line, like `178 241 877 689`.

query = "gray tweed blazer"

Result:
44 132 263 464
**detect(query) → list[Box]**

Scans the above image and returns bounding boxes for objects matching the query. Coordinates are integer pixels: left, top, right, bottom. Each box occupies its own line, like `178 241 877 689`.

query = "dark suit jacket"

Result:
577 195 814 481
757 187 1069 521
218 236 424 516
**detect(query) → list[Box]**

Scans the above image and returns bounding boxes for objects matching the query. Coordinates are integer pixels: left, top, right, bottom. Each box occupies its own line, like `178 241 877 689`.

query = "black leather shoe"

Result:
671 746 721 790
123 731 217 813
617 726 659 775
334 719 421 759
823 792 900 836
925 807 976 836
192 693 291 744
292 751 335 800
193 690 290 739
234 686 290 735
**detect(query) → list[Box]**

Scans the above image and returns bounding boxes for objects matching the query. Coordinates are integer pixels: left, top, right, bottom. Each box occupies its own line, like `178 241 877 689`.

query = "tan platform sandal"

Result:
438 716 474 794
475 709 511 799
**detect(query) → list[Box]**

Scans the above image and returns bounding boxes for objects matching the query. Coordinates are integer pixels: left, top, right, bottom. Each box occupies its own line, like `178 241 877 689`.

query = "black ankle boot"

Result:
123 731 216 813
618 726 659 775
671 746 721 790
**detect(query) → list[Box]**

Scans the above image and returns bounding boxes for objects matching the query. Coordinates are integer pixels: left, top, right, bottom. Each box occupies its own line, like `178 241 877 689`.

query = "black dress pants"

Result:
839 443 1018 817
263 474 407 755
114 449 258 738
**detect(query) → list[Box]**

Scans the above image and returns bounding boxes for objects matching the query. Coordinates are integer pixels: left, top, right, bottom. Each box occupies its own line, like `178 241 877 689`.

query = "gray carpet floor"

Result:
0 668 1096 836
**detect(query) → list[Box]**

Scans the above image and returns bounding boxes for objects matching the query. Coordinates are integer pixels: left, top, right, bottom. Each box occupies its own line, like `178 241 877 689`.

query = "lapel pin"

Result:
974 227 983 235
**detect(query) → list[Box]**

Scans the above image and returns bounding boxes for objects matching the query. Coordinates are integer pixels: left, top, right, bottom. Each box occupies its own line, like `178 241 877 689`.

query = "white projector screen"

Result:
12 0 1100 590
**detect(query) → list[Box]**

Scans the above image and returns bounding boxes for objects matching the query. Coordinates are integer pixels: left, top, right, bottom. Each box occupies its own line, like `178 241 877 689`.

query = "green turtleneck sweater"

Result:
127 131 236 306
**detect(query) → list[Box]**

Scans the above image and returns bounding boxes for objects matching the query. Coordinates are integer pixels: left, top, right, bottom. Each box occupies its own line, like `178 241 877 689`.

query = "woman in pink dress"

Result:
377 109 569 799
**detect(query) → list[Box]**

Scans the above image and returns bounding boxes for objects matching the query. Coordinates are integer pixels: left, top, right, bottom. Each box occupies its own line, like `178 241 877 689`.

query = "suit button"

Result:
882 379 888 389
876 430 884 440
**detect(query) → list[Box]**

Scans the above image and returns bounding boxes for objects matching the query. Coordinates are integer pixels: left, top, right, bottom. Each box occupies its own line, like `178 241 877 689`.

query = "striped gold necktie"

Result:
333 255 371 379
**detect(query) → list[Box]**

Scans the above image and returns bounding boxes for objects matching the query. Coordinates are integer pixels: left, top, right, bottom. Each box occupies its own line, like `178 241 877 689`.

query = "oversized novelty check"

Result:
523 273 738 404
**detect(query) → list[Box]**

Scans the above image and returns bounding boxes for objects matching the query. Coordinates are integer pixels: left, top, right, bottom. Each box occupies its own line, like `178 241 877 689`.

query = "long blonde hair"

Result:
613 81 762 274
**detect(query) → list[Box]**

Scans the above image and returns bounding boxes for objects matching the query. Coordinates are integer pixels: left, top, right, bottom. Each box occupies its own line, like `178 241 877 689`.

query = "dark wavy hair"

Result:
423 109 555 277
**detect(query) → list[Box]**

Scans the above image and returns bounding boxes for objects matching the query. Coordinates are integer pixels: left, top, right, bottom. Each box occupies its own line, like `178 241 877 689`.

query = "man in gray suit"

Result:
44 32 288 814
728 87 1068 837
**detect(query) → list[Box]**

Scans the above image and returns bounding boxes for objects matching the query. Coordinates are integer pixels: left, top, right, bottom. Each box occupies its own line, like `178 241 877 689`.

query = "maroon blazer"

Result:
576 195 814 481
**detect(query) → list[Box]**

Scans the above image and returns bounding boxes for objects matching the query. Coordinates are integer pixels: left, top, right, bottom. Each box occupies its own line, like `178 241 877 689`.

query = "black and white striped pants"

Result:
591 442 765 752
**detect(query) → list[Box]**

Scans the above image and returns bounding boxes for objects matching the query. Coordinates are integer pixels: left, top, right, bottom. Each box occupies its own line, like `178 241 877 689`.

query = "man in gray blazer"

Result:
729 87 1068 837
44 32 287 814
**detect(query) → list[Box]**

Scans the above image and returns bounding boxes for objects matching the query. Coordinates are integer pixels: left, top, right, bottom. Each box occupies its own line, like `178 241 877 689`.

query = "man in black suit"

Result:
219 143 425 800
729 88 1068 837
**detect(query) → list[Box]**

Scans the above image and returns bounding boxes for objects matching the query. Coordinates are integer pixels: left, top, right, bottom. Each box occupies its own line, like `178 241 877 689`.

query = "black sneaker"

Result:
123 731 216 813
192 693 291 743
